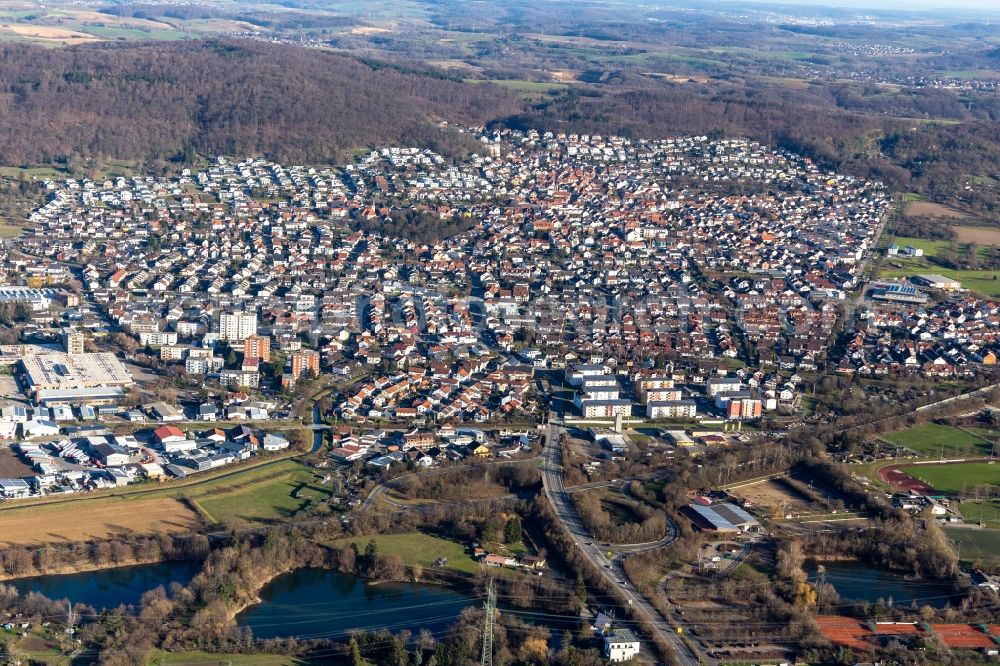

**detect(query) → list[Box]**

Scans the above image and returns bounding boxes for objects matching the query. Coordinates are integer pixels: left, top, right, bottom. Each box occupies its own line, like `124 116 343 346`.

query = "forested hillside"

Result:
0 40 521 165
0 37 998 219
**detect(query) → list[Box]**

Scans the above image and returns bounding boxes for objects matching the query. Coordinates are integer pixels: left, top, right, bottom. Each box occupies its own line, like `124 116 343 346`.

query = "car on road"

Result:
604 564 611 569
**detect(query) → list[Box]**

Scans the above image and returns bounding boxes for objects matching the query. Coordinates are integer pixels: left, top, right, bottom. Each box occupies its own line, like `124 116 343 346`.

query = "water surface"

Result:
237 568 580 641
10 560 200 609
236 568 475 640
807 561 959 608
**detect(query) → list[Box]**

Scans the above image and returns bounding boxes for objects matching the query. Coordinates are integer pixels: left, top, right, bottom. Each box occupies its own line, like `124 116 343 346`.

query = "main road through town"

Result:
541 422 704 666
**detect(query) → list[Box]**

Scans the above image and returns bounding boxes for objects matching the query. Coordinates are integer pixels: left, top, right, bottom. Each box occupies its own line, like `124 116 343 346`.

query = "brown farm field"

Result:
954 226 1000 245
905 200 972 219
0 497 200 546
729 478 811 517
0 23 101 41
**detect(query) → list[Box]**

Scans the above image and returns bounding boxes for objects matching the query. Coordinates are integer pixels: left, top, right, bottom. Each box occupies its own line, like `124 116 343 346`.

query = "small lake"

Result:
8 561 201 609
237 569 578 641
807 561 960 609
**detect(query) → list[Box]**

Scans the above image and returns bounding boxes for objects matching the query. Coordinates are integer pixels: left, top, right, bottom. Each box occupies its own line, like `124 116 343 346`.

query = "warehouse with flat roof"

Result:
0 287 56 311
22 352 133 393
684 502 759 533
915 274 962 292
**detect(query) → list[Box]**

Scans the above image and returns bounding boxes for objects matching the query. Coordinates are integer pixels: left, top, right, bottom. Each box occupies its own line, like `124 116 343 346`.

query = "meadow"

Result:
943 525 1000 564
330 531 480 575
883 423 993 458
194 460 333 525
900 461 1000 495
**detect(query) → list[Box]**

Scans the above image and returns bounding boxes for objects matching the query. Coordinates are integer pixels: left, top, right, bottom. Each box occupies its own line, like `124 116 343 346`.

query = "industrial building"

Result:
684 502 760 533
0 286 56 311
869 283 929 305
35 387 125 407
914 274 962 292
21 352 133 397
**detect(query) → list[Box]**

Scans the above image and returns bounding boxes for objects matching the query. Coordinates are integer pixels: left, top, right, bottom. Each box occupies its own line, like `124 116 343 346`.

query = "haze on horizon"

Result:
730 0 1000 15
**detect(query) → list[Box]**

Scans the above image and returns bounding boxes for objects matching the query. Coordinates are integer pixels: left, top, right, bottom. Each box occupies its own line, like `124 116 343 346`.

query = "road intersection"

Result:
541 423 704 666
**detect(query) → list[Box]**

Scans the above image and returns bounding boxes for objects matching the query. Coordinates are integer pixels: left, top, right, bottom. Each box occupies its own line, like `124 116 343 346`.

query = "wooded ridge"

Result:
0 40 520 166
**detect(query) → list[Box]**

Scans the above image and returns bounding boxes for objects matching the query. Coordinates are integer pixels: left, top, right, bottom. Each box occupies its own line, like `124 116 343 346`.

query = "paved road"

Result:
718 543 753 577
541 424 704 666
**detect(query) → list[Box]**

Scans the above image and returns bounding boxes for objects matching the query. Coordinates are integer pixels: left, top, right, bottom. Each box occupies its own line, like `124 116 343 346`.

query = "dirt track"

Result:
878 465 937 494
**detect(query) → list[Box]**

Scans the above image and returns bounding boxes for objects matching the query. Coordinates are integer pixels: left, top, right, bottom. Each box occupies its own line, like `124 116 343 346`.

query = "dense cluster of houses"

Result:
330 425 536 469
5 129 888 425
0 416 288 499
839 296 1000 378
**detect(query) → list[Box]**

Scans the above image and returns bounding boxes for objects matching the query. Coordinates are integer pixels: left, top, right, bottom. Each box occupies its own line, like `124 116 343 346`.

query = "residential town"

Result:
5 128 1000 515
0 5 999 664
0 128 951 501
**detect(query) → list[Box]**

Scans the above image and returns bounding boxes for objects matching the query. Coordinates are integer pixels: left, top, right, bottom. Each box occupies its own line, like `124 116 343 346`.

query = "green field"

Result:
147 650 309 665
900 462 1000 495
0 165 69 179
943 526 1000 565
956 500 1000 529
879 234 1000 297
194 460 333 525
330 531 480 574
884 423 993 458
890 236 954 256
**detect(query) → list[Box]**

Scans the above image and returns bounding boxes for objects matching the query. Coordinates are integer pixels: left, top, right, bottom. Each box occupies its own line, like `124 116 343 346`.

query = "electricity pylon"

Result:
481 578 496 666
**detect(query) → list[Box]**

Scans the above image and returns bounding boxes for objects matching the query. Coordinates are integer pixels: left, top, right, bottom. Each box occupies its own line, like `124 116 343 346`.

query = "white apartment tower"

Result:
219 311 257 342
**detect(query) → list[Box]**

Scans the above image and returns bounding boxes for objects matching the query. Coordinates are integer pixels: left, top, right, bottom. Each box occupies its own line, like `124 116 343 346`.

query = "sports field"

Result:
956 500 1000 528
943 526 1000 565
330 531 480 574
900 461 1000 495
883 423 993 458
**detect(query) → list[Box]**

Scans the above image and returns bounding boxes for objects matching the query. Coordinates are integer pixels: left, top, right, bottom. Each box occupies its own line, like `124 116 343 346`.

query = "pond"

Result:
236 568 578 641
9 560 201 609
807 561 960 609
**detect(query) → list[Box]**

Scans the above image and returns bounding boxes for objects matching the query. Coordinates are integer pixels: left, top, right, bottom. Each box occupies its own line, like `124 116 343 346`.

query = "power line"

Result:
481 577 496 666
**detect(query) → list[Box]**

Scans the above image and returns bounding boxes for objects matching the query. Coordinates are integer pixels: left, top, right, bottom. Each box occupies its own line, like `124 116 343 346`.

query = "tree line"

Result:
0 40 521 167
